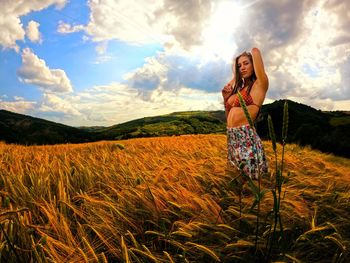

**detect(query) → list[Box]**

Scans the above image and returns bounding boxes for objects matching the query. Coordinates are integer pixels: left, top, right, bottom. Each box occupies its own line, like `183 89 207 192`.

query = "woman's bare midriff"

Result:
227 106 259 128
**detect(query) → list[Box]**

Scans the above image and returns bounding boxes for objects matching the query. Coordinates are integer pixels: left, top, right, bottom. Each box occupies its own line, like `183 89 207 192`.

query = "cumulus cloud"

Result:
18 81 220 126
0 0 67 51
70 82 221 126
82 0 163 44
225 0 350 110
57 21 84 34
152 0 213 50
17 48 73 93
0 94 82 124
165 56 230 93
338 57 350 99
121 0 350 112
38 93 81 116
125 51 231 99
125 56 166 96
1 80 222 126
324 0 350 45
4 0 350 126
26 20 42 43
0 97 36 114
58 0 215 51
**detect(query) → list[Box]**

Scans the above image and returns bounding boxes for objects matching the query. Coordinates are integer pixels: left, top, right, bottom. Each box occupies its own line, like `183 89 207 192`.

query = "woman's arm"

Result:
251 47 268 90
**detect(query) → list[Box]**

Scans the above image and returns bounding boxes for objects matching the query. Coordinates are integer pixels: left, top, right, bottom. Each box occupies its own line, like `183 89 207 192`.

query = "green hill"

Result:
94 110 226 140
1 100 349 158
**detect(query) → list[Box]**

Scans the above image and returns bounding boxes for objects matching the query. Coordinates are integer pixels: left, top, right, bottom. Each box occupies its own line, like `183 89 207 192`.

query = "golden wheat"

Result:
0 136 349 262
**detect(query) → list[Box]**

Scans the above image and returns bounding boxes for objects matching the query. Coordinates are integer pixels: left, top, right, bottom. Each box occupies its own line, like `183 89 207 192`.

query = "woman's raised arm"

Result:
251 47 268 90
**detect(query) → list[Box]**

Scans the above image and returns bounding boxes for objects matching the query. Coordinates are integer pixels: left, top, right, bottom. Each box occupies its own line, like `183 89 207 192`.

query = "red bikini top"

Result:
225 88 259 113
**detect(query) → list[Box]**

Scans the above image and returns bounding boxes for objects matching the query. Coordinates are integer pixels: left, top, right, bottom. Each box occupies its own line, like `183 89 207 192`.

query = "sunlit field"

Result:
0 135 349 262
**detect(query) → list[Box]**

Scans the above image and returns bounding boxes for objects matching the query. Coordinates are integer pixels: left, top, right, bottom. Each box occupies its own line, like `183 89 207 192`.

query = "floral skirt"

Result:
227 124 268 179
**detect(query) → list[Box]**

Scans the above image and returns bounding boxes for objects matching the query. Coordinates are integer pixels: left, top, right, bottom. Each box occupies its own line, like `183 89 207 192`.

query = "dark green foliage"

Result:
256 100 350 158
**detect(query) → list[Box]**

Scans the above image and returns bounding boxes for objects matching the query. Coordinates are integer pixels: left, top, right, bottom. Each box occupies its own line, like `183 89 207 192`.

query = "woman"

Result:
222 48 268 180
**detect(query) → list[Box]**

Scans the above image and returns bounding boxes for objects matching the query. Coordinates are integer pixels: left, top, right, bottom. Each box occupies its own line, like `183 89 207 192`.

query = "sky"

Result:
0 0 350 127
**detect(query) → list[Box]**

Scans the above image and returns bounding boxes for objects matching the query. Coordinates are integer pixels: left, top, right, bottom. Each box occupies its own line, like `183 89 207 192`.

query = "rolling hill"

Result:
0 110 94 145
1 99 349 157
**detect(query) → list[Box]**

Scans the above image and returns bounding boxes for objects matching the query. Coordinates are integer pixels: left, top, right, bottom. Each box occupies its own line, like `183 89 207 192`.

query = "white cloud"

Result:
57 21 84 34
18 81 221 126
0 80 221 126
324 0 350 46
69 82 222 126
225 0 350 105
26 20 42 43
95 41 108 55
120 0 350 114
125 55 167 95
14 96 25 101
3 0 350 126
0 97 36 114
151 0 213 50
59 0 215 51
0 94 82 124
17 48 73 93
332 100 350 111
125 50 231 97
93 41 114 63
38 93 81 116
83 0 163 44
0 0 67 51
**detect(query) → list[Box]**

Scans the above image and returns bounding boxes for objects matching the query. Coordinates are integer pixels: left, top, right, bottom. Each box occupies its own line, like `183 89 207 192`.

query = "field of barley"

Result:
0 135 349 262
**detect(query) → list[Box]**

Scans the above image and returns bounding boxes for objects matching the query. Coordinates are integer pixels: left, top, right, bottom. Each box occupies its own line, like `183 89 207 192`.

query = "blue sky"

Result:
1 0 350 126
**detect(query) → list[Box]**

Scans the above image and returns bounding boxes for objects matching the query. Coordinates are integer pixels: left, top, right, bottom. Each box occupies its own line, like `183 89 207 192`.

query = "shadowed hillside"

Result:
256 100 350 158
1 100 350 157
0 135 349 262
0 110 94 145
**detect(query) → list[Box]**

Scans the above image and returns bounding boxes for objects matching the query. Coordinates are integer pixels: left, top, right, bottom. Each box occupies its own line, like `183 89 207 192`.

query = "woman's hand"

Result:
222 78 235 101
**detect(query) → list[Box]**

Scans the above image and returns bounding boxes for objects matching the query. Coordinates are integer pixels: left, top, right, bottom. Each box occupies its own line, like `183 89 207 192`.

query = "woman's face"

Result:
237 55 253 79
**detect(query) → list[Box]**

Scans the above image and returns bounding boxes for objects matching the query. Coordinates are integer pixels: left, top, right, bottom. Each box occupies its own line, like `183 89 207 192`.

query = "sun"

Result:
200 1 244 62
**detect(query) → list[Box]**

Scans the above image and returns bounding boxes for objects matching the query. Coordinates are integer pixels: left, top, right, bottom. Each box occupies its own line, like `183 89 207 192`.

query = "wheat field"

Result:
0 135 349 262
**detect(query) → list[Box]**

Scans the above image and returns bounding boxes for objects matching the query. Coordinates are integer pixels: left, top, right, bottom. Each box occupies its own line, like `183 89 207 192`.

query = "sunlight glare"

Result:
200 1 243 63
